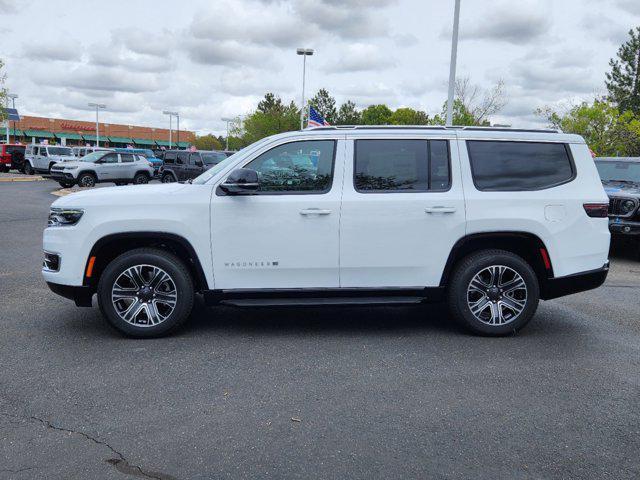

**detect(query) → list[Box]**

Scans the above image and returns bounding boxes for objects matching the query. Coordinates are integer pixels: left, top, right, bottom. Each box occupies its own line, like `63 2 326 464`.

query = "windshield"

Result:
48 147 73 156
596 161 640 183
81 151 107 163
192 137 274 184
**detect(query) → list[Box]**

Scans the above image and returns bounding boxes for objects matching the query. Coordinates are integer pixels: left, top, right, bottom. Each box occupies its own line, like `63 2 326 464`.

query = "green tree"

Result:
390 107 430 125
536 99 640 156
0 59 7 124
309 88 337 124
239 93 299 145
194 134 222 151
335 100 361 125
606 27 640 114
431 99 482 126
361 104 393 125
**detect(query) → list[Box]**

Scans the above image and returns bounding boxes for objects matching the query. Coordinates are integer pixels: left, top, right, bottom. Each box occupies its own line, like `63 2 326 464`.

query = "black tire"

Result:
58 181 73 188
0 165 8 173
161 173 175 183
78 172 96 188
97 248 194 338
447 249 540 336
24 162 34 175
133 172 149 184
48 163 55 174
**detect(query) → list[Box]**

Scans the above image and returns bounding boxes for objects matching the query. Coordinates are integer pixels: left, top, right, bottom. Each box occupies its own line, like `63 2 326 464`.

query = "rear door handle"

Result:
425 206 457 214
300 208 332 216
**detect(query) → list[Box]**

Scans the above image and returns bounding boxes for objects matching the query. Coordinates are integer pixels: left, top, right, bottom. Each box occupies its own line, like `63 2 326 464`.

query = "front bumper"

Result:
46 282 94 307
540 262 609 300
609 218 640 235
50 170 76 182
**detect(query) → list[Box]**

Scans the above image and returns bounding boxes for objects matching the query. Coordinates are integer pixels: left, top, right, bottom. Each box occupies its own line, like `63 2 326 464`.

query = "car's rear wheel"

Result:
0 165 8 173
161 173 175 183
133 173 149 184
24 162 34 175
78 172 96 187
447 249 539 336
97 248 194 338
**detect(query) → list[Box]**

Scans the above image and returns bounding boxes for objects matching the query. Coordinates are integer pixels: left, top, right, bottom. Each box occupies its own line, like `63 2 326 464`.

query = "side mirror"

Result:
219 168 259 195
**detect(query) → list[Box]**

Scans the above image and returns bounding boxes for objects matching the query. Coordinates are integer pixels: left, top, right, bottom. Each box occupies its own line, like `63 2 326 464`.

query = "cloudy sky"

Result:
2 0 639 135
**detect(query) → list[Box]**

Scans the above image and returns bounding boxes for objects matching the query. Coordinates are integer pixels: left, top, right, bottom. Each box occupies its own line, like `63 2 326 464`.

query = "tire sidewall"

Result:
450 251 540 336
78 173 96 187
97 249 194 338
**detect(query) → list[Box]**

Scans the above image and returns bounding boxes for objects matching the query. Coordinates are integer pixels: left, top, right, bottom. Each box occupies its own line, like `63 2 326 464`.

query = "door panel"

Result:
339 137 466 288
96 153 120 180
210 138 345 289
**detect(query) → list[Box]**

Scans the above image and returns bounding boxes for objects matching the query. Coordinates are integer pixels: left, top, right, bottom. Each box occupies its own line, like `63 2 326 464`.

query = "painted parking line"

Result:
0 175 46 182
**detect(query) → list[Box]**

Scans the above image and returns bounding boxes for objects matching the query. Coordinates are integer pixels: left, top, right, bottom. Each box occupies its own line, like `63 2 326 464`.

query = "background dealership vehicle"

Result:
24 144 75 174
114 147 163 176
72 146 113 158
0 143 25 172
49 150 155 187
43 126 610 338
160 149 228 182
595 157 640 237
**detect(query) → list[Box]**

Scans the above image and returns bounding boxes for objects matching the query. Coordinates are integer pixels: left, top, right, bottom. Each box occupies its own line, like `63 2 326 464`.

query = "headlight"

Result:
48 207 84 227
620 199 637 214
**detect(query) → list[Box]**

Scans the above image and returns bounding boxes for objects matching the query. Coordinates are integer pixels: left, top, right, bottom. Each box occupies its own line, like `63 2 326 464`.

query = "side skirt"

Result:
203 287 445 307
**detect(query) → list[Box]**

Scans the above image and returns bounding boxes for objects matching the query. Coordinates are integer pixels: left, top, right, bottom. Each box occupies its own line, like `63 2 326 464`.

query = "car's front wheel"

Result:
97 248 194 338
58 181 73 188
161 173 175 183
447 249 539 336
78 172 96 187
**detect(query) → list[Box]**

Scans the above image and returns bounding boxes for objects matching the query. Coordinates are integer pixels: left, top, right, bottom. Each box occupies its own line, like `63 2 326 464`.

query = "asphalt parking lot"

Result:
1 179 639 480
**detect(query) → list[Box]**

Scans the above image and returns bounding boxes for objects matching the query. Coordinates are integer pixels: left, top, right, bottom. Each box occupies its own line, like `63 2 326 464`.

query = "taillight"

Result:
583 203 608 218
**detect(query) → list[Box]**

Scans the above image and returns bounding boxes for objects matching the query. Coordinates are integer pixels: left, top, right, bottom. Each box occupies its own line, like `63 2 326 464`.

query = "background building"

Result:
1 115 195 148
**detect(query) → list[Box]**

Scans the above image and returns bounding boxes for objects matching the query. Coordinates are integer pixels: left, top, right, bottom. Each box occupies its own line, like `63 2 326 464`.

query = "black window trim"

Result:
353 138 452 194
217 139 338 196
466 140 576 192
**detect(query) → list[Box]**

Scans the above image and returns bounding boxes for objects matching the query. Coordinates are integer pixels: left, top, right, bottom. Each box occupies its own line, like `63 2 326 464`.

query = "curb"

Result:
0 176 46 182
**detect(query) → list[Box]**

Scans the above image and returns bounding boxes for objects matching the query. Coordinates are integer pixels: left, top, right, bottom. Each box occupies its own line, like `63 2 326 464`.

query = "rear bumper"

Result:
46 282 94 307
541 262 609 300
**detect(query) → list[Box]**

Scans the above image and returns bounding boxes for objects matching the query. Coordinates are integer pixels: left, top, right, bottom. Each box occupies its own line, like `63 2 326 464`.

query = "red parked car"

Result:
0 144 26 172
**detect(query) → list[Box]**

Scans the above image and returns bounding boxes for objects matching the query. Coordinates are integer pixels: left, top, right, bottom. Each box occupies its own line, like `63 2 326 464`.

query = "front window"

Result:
81 151 108 163
47 147 73 156
243 140 336 193
596 161 640 184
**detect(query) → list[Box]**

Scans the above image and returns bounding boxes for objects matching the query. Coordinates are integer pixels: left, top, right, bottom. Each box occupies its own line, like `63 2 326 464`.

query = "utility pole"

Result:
88 103 106 146
446 0 461 126
297 48 314 130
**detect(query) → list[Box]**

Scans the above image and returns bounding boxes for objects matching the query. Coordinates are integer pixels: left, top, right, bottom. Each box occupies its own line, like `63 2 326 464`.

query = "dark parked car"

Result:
0 144 26 172
160 149 228 182
595 157 640 237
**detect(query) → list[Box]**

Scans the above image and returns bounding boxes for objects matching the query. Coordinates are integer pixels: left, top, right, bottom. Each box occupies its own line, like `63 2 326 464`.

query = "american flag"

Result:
307 105 330 127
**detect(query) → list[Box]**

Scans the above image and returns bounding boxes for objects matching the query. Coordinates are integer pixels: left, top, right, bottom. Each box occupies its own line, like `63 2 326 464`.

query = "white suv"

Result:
42 126 610 338
24 145 76 174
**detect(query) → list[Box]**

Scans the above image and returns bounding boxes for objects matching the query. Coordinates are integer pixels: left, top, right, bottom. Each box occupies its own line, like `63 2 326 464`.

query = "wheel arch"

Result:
162 169 178 181
83 232 208 292
134 170 151 177
440 232 554 290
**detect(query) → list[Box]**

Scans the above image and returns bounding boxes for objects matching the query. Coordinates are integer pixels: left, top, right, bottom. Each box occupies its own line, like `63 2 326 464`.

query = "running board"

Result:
203 287 444 307
220 296 426 307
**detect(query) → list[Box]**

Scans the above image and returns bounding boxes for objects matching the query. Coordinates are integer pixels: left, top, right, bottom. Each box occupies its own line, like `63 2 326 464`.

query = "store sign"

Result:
60 121 95 131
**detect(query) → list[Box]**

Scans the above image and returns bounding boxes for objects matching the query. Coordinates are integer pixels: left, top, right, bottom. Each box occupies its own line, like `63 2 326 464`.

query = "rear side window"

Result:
177 152 189 164
120 153 135 163
164 152 176 164
354 139 451 192
467 141 574 191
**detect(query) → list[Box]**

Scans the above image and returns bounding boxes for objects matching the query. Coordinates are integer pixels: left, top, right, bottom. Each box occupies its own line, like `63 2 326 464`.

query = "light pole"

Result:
221 117 234 150
296 48 314 130
7 93 18 143
163 110 178 148
88 103 106 146
446 0 461 126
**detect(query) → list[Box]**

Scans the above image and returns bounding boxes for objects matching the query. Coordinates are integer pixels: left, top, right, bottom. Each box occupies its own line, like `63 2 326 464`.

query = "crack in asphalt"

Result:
3 412 176 480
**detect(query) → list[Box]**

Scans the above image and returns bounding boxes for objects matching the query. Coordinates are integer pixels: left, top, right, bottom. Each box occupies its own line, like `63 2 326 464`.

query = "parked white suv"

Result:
49 150 155 188
43 126 610 338
24 145 75 174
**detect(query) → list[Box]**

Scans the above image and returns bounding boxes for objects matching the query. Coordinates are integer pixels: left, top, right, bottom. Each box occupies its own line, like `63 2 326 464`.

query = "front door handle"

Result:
300 208 332 216
425 206 457 214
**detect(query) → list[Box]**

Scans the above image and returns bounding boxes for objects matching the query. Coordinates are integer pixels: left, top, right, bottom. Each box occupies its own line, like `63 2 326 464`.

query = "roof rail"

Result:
309 125 562 134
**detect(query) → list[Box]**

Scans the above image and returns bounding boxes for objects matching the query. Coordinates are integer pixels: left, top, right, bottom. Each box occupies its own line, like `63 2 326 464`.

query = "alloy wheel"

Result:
111 264 178 327
466 265 528 326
